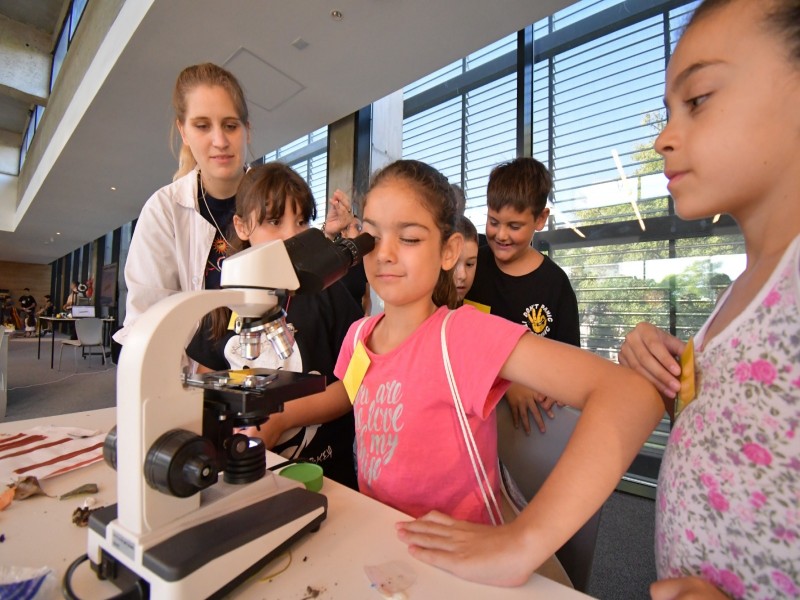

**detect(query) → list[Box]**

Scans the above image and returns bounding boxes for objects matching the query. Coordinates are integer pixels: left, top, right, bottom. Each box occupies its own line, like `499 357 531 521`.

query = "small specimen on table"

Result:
13 476 52 500
59 483 99 500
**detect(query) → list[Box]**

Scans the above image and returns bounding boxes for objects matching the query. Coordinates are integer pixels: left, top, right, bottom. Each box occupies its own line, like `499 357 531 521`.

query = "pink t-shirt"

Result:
334 305 528 523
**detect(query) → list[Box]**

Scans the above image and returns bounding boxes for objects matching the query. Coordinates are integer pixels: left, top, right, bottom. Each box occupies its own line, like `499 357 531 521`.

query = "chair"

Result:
497 400 602 593
58 318 106 371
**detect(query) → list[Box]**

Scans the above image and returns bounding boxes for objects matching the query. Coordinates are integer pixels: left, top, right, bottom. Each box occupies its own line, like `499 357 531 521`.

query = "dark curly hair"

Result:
366 160 460 309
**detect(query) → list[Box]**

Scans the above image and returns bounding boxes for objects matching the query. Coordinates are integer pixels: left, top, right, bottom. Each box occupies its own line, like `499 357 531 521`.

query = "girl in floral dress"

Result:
618 0 800 598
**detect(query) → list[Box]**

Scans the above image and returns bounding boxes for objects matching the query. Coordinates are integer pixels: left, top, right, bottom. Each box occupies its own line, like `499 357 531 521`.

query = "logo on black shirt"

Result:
523 304 553 336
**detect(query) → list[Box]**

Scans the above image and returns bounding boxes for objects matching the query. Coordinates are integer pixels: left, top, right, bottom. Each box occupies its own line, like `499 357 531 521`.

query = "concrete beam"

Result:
0 14 51 106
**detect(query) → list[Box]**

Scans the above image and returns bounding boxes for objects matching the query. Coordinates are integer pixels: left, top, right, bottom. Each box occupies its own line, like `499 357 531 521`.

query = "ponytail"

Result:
432 264 459 309
173 143 197 181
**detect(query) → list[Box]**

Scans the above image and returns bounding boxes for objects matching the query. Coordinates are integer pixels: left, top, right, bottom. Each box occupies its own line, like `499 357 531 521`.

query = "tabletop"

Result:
0 408 592 599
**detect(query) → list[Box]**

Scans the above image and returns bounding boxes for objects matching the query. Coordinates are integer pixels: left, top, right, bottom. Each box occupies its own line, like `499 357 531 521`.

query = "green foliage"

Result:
547 110 743 358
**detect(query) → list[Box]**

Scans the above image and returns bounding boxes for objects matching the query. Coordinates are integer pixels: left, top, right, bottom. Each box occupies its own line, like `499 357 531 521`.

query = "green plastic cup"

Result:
278 462 324 492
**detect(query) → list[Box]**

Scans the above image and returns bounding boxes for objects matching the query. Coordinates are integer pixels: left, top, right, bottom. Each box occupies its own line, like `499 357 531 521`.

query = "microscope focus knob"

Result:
103 426 118 470
145 429 219 498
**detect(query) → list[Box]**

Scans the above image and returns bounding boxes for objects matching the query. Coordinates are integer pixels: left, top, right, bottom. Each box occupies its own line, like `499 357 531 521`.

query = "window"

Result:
403 34 518 232
50 23 69 91
70 0 89 40
401 0 741 497
22 1 89 169
261 126 328 227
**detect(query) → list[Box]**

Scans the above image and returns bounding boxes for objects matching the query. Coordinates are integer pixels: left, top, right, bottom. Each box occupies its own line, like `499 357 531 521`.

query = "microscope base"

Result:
88 486 327 599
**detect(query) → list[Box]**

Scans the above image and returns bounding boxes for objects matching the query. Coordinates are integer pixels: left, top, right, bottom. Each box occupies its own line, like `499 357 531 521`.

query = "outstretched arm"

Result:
397 334 663 587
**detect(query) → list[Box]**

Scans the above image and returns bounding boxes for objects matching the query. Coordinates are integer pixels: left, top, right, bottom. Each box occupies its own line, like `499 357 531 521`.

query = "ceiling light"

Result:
56 232 61 235
291 37 309 51
331 10 343 21
111 186 117 191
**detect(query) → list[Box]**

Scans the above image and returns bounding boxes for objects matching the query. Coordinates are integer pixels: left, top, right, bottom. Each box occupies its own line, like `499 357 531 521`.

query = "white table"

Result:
0 408 591 599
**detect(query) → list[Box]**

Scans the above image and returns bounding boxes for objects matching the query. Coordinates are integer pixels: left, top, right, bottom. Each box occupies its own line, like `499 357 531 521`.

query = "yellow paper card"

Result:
227 311 238 330
675 337 696 417
226 369 251 384
463 299 491 314
343 340 370 404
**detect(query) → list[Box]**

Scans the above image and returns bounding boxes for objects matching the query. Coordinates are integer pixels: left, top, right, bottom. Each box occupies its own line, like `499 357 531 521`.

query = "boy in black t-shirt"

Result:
465 157 579 433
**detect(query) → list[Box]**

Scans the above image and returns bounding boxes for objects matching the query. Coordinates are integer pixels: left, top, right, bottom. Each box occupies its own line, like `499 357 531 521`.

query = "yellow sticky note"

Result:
675 337 696 417
227 310 238 330
343 340 370 404
463 299 491 314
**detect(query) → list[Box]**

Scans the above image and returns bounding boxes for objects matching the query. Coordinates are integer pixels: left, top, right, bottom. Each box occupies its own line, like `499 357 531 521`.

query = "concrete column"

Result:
326 90 403 215
326 91 403 315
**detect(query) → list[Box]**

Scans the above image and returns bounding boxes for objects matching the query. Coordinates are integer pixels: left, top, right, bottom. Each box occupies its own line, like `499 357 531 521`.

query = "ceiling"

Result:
0 0 571 265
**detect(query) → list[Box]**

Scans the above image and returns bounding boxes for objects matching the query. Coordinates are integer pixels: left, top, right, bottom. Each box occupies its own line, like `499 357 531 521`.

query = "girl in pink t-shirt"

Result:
333 159 663 586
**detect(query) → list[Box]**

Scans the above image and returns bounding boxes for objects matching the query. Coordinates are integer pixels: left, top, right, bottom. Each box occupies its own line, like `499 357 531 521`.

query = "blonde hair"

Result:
170 63 250 181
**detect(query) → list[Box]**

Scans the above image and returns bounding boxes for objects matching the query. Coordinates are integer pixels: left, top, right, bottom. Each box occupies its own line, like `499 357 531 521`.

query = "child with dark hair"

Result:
454 215 479 305
330 159 661 586
186 162 362 489
466 157 580 433
619 1 800 597
467 157 579 342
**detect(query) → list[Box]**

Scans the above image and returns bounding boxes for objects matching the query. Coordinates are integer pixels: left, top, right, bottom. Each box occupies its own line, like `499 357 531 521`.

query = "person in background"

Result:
451 183 467 216
186 162 363 489
466 157 580 433
330 159 662 586
62 281 84 339
36 294 55 334
18 288 37 337
454 215 479 305
114 63 250 345
62 281 82 311
618 1 799 598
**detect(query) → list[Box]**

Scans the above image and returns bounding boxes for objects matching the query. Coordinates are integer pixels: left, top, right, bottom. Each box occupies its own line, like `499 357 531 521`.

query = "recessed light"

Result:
331 9 343 21
56 232 61 235
111 186 117 191
292 37 309 51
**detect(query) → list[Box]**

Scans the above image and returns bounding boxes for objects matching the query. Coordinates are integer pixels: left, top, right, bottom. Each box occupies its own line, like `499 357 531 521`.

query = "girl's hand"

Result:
323 189 353 239
238 414 287 450
504 384 554 434
619 322 686 403
396 511 539 587
650 576 730 600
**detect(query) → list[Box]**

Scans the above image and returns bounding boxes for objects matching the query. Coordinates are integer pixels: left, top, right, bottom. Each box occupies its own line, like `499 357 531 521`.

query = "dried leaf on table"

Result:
13 476 52 500
72 505 102 527
59 483 98 500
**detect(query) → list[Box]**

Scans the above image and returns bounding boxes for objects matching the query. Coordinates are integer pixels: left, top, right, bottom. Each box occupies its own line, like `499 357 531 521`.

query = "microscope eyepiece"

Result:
283 228 375 295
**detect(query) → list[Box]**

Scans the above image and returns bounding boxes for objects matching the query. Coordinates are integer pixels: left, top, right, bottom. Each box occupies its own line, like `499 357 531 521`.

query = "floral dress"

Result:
655 234 800 599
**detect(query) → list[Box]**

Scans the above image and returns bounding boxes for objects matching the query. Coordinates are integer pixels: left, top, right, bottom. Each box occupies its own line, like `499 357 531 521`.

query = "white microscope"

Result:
76 229 373 599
